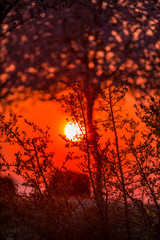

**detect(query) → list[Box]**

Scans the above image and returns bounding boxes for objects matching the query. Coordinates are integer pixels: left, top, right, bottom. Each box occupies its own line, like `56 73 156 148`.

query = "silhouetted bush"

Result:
48 170 90 197
0 176 16 198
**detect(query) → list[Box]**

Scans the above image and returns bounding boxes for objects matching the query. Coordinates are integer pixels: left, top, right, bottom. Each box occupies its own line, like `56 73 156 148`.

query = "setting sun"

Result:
65 122 84 141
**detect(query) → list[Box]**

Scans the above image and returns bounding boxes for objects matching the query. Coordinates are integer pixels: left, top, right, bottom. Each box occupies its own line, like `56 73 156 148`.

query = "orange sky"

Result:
2 92 141 187
2 98 82 171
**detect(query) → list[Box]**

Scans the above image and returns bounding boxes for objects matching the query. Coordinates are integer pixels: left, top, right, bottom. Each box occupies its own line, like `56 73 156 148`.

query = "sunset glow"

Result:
1 1 159 238
65 122 84 141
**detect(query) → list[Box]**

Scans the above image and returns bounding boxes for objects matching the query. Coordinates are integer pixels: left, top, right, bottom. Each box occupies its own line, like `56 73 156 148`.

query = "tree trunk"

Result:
87 99 110 239
109 89 132 240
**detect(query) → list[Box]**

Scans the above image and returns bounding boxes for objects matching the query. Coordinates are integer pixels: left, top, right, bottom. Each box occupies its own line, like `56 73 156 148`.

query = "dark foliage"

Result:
1 0 160 106
0 176 16 197
48 170 91 197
